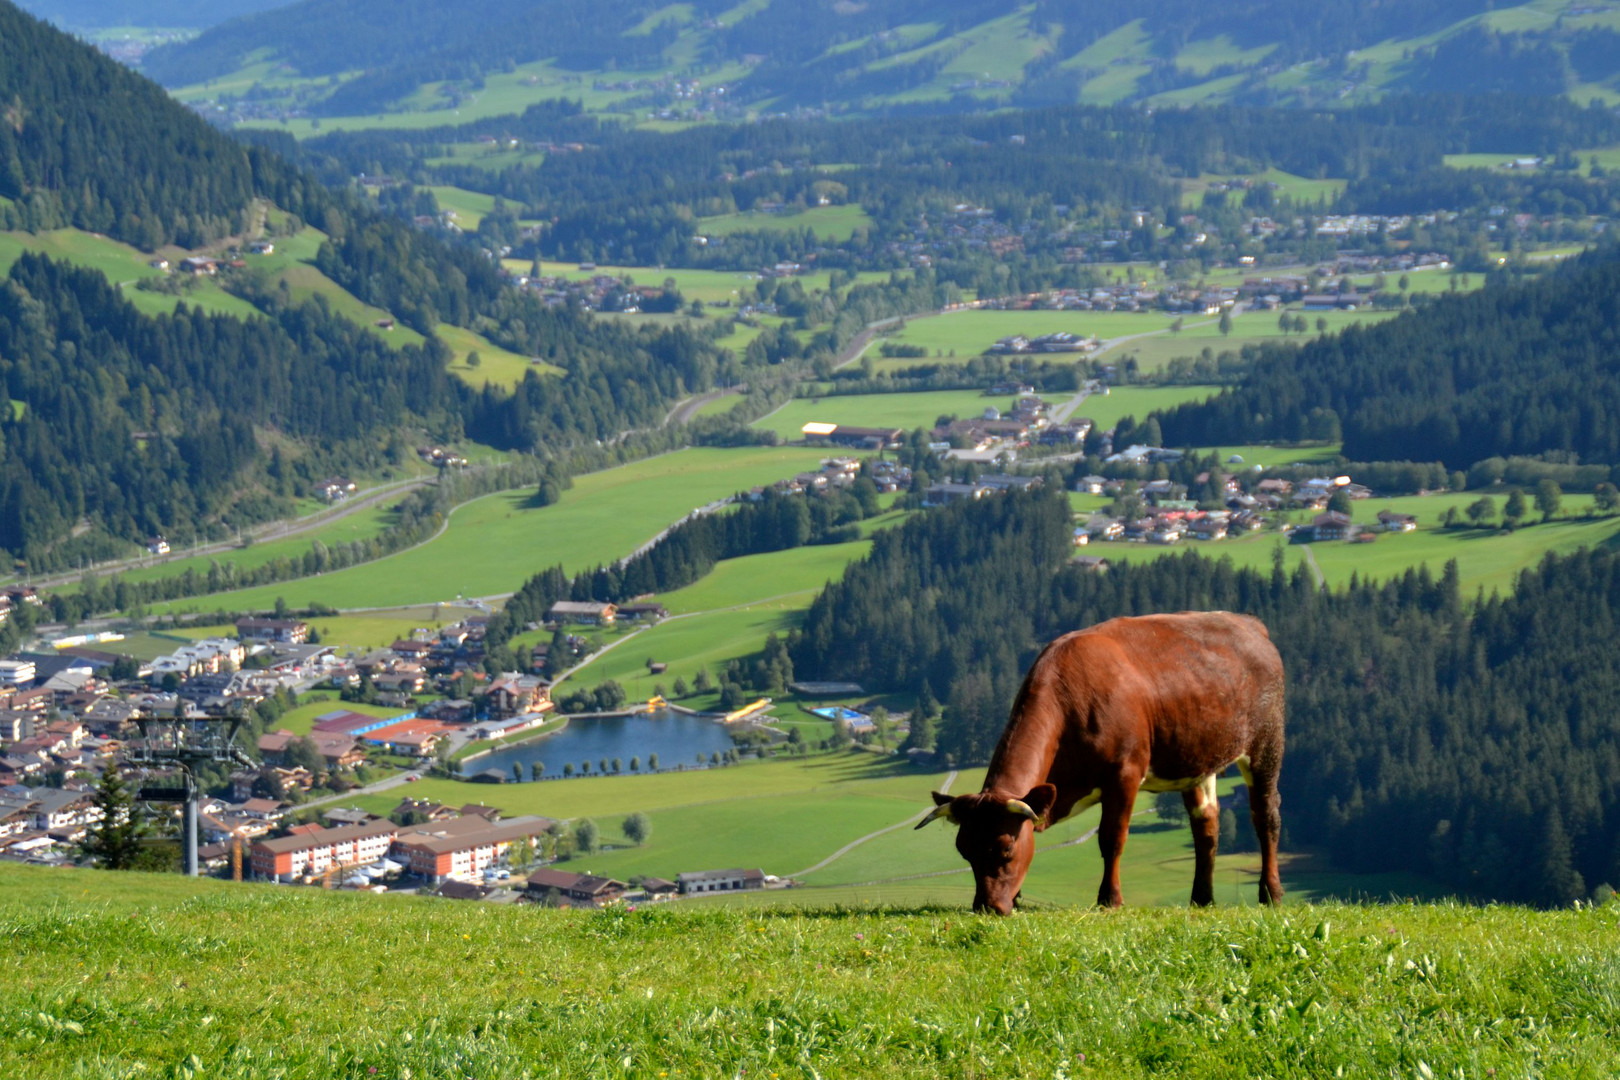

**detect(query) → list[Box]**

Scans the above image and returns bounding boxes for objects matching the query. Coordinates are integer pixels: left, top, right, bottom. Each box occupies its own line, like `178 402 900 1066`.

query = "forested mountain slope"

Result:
1155 249 1620 468
0 3 261 249
146 0 1620 119
792 488 1620 906
0 1 740 569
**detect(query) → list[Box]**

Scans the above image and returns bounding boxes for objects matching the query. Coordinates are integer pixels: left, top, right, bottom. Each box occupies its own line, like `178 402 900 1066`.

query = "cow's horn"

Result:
1005 798 1039 821
915 802 954 829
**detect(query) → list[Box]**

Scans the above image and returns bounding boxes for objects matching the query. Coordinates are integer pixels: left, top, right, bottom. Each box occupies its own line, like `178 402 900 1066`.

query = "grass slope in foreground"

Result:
4 863 1617 1079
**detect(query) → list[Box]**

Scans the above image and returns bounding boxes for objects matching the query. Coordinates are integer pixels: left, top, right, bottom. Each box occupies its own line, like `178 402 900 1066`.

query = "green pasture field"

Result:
1200 442 1342 469
1085 493 1620 597
1181 169 1347 207
0 229 261 320
265 262 426 346
697 203 874 242
753 388 1065 441
1173 35 1278 76
7 860 1616 1080
99 630 196 663
1104 307 1399 371
0 228 165 284
174 609 452 653
1072 385 1218 431
436 322 562 387
566 601 808 710
875 309 1178 369
426 185 501 230
1306 494 1620 596
1443 148 1620 176
424 141 548 170
77 502 399 592
148 447 832 614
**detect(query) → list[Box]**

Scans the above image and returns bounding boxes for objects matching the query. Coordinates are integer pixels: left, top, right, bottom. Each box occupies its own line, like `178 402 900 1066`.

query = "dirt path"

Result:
790 769 960 878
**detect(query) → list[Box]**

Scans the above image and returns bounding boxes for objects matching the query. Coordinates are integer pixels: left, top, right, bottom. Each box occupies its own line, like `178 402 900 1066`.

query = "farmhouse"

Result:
256 729 366 770
1378 510 1419 532
547 600 617 625
677 868 766 894
525 868 628 908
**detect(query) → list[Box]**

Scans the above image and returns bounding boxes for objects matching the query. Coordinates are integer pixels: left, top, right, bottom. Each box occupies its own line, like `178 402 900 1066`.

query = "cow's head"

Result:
916 784 1057 914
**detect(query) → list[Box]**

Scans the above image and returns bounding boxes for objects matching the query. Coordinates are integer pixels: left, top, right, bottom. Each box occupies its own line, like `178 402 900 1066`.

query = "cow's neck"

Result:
982 699 1061 798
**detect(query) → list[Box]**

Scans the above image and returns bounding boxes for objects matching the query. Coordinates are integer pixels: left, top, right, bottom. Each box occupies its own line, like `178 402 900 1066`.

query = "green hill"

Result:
3 863 1617 1078
153 0 1620 130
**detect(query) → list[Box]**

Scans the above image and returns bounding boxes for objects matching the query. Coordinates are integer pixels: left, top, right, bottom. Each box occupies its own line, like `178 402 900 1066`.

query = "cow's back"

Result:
1062 612 1280 780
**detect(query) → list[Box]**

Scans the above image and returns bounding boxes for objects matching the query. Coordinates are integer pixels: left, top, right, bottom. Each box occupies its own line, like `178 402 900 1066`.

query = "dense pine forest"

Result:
1155 249 1620 468
791 487 1620 906
0 4 260 248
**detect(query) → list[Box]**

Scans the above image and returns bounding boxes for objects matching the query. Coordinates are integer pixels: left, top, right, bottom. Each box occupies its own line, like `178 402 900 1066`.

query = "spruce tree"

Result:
80 766 146 870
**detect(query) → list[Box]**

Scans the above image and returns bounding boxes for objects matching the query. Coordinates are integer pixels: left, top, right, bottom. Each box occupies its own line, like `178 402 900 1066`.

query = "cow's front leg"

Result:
1096 773 1141 908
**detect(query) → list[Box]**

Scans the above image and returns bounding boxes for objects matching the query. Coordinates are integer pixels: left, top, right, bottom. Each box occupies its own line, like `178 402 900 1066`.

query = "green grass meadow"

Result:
697 203 874 241
6 860 1618 1078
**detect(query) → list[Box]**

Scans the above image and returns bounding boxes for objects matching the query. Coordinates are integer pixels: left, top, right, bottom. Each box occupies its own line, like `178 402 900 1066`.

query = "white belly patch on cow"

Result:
1052 787 1103 825
1141 769 1208 794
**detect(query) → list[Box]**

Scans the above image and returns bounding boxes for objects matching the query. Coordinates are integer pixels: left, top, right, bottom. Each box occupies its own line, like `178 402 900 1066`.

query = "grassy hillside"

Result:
4 861 1617 1078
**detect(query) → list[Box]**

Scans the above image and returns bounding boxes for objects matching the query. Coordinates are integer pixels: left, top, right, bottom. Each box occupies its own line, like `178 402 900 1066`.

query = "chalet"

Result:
1074 555 1111 572
1075 475 1107 496
484 673 552 719
178 257 217 275
615 602 668 622
547 600 616 625
257 729 366 770
236 618 310 644
526 867 628 908
638 876 679 899
677 868 766 895
1308 511 1356 542
1377 510 1418 532
390 639 434 661
147 537 170 555
1188 518 1229 542
249 240 275 255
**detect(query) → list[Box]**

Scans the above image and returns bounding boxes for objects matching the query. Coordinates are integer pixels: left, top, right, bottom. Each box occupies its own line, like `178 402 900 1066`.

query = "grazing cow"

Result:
917 612 1284 913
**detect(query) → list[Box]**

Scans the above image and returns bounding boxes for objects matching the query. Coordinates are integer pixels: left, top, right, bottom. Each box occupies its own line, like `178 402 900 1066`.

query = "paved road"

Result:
665 386 745 426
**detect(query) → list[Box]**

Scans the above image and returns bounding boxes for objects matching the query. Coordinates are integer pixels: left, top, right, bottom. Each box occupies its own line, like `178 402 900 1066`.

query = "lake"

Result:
467 710 742 779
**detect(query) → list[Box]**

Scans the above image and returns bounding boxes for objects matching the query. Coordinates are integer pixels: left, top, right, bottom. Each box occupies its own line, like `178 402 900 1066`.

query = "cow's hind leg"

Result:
1245 727 1285 905
1096 775 1141 908
1183 774 1220 907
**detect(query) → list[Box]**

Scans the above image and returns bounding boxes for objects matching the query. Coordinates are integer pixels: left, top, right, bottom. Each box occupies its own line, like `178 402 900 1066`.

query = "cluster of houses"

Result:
1075 470 1417 549
930 393 1092 465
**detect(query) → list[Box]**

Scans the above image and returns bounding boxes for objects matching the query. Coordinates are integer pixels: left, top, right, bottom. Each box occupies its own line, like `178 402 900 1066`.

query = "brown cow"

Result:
917 611 1284 913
